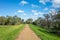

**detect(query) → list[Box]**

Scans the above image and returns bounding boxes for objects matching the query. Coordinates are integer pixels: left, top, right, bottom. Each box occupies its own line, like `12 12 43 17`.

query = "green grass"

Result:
29 24 60 40
0 24 25 40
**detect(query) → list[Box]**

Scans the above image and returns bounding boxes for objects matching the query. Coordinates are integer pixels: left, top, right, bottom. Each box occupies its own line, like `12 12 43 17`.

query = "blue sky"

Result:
0 0 60 21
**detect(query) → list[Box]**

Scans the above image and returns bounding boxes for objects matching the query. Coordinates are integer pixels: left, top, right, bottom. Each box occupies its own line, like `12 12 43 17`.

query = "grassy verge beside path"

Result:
29 24 60 40
0 24 25 40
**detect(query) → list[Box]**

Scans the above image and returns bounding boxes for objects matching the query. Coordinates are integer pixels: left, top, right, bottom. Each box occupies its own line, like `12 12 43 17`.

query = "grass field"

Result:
0 24 25 40
29 24 60 40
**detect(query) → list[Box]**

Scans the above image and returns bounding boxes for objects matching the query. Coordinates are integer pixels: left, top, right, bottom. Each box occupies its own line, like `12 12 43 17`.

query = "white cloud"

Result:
23 13 26 16
32 10 38 15
32 10 44 16
39 12 44 15
32 4 40 8
39 0 60 8
39 0 45 4
52 0 60 4
52 0 60 8
44 7 48 11
50 8 55 11
32 10 37 13
20 0 28 5
34 13 39 15
39 0 50 4
17 10 24 13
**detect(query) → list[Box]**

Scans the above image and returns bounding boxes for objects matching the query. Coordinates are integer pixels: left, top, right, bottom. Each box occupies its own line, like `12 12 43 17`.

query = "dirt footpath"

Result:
15 24 41 40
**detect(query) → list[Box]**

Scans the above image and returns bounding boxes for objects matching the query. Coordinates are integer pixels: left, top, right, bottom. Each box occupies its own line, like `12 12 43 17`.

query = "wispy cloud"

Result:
50 8 55 11
32 4 40 8
32 10 37 13
32 10 44 16
39 0 46 4
52 0 60 8
44 7 48 11
31 15 38 21
39 0 60 8
17 10 24 13
39 0 50 4
19 0 28 5
34 13 39 16
39 12 44 15
32 10 39 15
23 13 27 16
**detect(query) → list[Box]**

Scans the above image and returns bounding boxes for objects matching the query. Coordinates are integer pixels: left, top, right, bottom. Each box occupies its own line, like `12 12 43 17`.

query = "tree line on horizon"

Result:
0 16 24 25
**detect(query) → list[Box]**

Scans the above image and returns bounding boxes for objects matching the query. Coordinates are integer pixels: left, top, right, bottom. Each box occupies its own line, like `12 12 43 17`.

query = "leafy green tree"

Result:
6 16 14 25
26 19 33 24
53 10 60 30
0 16 6 25
13 16 21 25
44 14 50 28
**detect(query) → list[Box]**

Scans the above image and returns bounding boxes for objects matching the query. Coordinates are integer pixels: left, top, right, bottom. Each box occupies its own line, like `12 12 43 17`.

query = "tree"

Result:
6 16 14 25
0 16 22 25
44 14 50 28
0 16 6 25
53 10 60 30
26 19 33 24
13 16 21 25
21 19 24 24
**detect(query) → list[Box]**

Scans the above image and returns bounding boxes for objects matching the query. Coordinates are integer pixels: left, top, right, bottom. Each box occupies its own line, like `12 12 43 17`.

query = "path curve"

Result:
15 24 41 40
